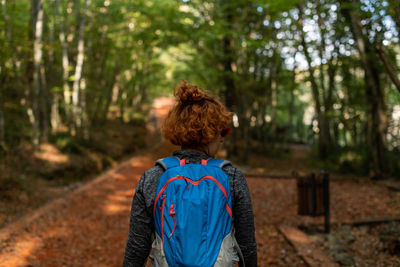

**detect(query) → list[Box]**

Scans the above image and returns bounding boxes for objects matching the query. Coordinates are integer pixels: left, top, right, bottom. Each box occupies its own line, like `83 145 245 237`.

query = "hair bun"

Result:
174 80 206 104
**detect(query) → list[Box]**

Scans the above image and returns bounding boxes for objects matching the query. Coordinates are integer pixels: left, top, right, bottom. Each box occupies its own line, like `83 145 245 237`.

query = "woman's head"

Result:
161 80 232 155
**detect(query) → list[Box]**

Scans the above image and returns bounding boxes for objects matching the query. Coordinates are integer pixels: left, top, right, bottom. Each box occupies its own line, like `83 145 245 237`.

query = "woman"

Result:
122 81 257 267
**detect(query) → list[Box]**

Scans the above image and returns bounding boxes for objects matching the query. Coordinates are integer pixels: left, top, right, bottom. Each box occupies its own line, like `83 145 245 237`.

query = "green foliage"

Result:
0 0 399 179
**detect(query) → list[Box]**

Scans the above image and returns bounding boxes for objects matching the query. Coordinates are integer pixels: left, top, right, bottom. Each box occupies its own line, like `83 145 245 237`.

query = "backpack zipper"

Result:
153 176 233 220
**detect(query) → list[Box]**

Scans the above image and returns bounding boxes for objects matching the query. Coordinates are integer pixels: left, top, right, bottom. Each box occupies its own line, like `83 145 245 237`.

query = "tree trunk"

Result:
340 0 389 177
51 94 61 133
47 3 61 133
31 0 44 150
298 5 329 159
375 44 400 94
40 63 48 142
0 85 4 145
1 0 19 79
55 0 72 126
101 64 120 123
316 1 334 153
118 90 127 123
71 0 89 136
288 53 297 142
219 0 239 157
0 0 8 145
325 57 337 148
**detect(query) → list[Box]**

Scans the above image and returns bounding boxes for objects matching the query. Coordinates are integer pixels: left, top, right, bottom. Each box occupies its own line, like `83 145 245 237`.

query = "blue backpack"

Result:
150 156 241 267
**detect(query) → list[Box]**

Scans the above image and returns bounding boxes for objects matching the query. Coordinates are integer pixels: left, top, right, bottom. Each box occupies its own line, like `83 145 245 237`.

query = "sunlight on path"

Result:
0 98 175 267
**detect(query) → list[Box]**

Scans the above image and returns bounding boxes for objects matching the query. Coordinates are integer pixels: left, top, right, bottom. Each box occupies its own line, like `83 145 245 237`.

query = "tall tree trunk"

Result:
71 0 89 137
222 26 235 110
219 0 239 158
316 1 334 152
40 63 48 142
298 4 329 159
51 94 61 133
31 0 44 150
340 0 389 177
47 3 61 133
1 0 18 78
325 56 338 147
55 0 72 127
288 53 297 142
101 63 121 123
0 0 8 145
375 44 400 94
0 84 4 145
118 90 127 123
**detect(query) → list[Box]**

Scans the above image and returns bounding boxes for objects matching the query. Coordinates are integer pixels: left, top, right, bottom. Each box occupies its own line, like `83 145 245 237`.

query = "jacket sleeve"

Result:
231 168 257 267
122 172 154 267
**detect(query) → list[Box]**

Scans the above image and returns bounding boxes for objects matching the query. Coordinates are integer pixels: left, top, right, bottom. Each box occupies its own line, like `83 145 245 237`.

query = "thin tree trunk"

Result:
80 76 89 139
55 0 72 126
219 0 238 157
51 94 61 133
118 90 127 123
288 53 297 142
325 57 338 147
71 0 89 136
1 0 18 77
0 0 8 145
40 63 48 142
47 4 61 133
101 63 121 123
31 0 44 150
316 1 327 100
341 0 389 177
0 85 4 145
375 44 400 94
316 1 334 152
298 4 329 159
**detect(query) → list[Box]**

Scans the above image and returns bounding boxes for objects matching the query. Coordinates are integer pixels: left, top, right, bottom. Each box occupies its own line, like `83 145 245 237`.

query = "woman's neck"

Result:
181 147 209 156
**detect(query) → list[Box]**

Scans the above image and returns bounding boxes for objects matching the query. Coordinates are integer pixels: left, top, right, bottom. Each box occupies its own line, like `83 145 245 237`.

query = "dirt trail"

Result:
0 97 300 267
0 98 175 267
1 97 398 266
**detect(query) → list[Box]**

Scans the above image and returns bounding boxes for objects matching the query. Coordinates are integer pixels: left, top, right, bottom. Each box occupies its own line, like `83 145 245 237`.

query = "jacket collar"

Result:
172 148 212 160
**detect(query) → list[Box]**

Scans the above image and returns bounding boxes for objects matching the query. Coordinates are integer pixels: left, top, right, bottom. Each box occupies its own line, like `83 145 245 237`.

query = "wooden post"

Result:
322 171 330 233
311 172 316 216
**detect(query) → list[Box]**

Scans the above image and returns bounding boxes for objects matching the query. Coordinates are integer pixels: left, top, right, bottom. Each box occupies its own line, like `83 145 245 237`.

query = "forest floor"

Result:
0 97 399 266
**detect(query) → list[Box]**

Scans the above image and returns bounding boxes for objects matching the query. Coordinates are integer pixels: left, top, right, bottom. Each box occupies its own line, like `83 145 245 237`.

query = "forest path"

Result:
0 97 303 266
0 98 177 267
0 98 398 266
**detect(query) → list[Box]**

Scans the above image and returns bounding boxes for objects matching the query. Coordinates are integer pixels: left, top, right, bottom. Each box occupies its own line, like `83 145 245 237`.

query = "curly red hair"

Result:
161 80 232 148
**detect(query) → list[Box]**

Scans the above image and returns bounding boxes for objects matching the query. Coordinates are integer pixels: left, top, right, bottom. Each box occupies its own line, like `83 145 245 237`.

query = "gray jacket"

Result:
122 149 257 267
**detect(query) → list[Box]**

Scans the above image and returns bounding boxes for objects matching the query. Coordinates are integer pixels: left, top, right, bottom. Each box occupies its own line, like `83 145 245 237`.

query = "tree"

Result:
340 0 389 177
31 0 45 149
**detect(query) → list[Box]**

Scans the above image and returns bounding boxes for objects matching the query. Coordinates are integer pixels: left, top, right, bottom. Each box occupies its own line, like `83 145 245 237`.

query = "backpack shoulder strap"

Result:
155 156 181 171
206 158 232 169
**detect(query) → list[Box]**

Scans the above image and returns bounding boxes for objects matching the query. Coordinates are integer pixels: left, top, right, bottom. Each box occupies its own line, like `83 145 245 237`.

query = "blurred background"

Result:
0 0 400 266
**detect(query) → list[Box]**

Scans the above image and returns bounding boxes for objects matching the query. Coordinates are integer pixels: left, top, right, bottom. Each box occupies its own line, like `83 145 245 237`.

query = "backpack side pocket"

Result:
213 229 240 267
149 233 169 267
